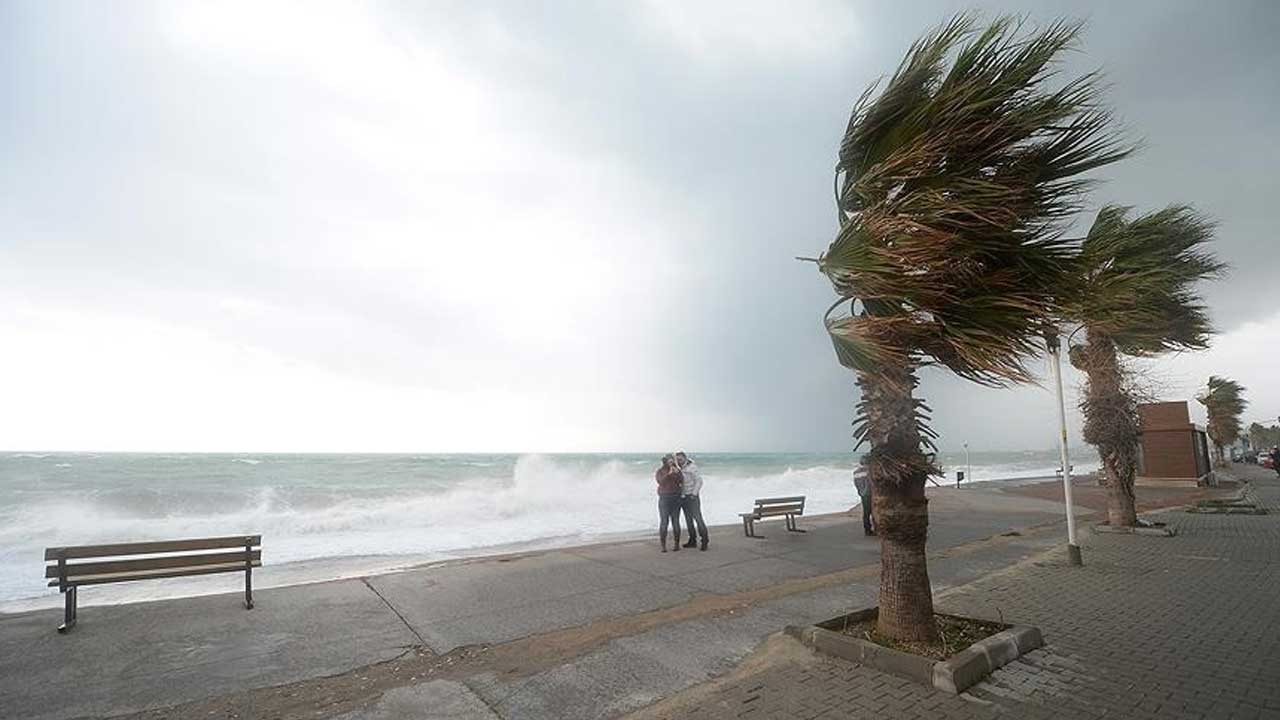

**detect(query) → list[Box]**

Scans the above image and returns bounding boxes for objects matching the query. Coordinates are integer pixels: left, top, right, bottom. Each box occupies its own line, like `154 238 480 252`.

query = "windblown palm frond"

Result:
818 15 1131 389
1199 375 1248 452
1070 205 1224 355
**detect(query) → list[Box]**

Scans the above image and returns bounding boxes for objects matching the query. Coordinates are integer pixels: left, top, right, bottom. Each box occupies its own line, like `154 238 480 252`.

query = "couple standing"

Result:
655 451 709 552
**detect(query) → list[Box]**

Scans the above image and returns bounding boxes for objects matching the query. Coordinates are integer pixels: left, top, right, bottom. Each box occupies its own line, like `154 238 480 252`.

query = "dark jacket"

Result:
655 466 683 496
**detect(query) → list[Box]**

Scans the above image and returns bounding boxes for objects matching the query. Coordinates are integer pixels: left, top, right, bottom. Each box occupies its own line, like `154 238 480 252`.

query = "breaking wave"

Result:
0 450 1093 607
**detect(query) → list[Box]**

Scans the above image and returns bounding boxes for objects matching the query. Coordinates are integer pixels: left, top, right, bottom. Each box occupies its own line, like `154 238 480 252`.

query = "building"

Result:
1135 401 1212 486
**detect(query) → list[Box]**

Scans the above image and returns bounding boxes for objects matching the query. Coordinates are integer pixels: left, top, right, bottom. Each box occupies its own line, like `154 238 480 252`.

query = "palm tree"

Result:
1199 376 1248 465
1066 206 1222 526
814 16 1128 642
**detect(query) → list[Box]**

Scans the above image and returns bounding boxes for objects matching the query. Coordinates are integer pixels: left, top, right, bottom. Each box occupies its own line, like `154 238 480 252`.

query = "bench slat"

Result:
45 535 262 560
754 496 806 505
756 506 803 517
46 550 262 579
47 561 261 588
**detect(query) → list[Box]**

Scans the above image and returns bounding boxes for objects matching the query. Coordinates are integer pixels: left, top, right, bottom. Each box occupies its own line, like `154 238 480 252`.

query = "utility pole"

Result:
1047 333 1082 566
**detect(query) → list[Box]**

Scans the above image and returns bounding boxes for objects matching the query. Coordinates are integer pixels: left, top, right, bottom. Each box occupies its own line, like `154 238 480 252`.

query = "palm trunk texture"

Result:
1079 334 1139 527
1211 443 1226 468
858 366 938 643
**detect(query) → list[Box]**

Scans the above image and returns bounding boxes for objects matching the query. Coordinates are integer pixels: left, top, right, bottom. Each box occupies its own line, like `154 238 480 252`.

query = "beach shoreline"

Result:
3 473 1101 616
0 451 1101 609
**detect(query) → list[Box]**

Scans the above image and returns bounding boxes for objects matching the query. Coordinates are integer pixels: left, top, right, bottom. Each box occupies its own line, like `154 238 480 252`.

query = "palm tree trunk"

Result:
1211 441 1227 467
1079 333 1140 528
874 485 934 641
1102 453 1138 527
858 365 938 643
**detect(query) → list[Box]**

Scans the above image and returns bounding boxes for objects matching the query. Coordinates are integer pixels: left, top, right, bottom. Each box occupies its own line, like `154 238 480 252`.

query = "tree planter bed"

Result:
1186 505 1266 515
1188 496 1265 514
787 608 1043 694
1197 497 1249 506
1093 518 1176 536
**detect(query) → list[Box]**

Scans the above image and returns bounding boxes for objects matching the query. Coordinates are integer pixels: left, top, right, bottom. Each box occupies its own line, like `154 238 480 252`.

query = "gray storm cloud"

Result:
1 0 1276 452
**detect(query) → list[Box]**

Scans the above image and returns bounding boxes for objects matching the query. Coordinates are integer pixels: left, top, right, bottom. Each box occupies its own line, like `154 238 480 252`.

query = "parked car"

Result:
1261 455 1276 470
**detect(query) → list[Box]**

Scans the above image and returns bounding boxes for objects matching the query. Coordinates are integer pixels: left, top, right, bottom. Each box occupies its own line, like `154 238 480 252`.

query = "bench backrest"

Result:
45 535 262 590
753 496 806 517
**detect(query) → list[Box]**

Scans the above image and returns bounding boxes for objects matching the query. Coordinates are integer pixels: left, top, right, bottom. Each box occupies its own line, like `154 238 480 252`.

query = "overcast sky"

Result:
1 0 1277 453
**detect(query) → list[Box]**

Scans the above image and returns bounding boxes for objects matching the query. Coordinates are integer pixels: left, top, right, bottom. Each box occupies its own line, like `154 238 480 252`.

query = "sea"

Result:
0 450 1097 611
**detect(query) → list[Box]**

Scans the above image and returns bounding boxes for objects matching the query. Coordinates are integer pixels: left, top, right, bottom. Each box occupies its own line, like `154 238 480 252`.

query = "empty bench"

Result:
740 496 806 537
44 534 261 633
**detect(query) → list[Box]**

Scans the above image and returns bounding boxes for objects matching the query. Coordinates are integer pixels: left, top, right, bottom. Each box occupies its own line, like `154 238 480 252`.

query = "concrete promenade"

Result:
662 464 1280 720
0 474 1236 720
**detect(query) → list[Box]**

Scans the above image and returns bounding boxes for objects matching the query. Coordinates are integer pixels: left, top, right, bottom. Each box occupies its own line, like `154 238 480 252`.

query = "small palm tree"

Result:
814 15 1128 642
1066 206 1222 526
1199 376 1248 465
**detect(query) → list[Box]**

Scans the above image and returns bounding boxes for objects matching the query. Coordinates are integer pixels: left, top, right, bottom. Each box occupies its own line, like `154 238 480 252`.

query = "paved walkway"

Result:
0 480 1092 720
658 464 1280 720
1 470 1251 720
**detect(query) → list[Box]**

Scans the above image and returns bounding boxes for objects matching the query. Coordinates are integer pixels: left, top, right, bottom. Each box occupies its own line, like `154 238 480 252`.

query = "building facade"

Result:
1136 401 1212 485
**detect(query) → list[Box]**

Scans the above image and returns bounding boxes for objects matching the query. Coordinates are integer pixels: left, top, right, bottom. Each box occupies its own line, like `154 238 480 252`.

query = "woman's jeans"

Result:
658 494 683 545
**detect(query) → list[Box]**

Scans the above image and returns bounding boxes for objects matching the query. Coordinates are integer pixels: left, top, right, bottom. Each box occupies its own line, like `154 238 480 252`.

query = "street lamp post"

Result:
964 442 970 489
1047 333 1082 566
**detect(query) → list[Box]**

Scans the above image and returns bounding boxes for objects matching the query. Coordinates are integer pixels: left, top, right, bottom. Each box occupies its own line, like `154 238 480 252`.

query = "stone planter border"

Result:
1092 521 1177 536
1186 505 1266 515
1188 493 1265 515
787 608 1043 695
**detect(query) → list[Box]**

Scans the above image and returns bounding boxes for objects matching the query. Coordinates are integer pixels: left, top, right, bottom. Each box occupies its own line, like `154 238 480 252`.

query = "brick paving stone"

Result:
665 466 1280 719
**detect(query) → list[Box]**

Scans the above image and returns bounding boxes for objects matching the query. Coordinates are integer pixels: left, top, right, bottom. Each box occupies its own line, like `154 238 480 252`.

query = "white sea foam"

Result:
0 451 1095 609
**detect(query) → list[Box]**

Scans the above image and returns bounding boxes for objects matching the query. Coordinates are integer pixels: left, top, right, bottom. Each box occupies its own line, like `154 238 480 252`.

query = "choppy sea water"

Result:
0 450 1095 610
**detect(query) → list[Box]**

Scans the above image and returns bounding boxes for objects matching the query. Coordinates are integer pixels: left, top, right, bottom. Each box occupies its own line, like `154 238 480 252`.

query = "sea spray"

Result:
0 450 1095 608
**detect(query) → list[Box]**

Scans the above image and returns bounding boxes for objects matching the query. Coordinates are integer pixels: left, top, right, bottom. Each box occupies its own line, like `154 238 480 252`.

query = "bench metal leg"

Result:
785 515 807 533
58 586 77 634
245 565 254 610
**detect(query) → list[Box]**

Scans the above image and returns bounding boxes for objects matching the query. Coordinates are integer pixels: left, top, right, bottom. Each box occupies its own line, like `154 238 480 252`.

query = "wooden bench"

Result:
739 496 806 538
44 534 261 633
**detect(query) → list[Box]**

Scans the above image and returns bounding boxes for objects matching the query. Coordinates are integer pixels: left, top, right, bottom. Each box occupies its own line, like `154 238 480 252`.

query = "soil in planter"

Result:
1098 518 1167 528
837 614 1007 661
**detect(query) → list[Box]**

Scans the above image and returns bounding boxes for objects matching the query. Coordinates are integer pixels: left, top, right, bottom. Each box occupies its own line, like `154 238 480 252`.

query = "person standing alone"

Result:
677 452 709 551
655 454 684 552
854 466 875 536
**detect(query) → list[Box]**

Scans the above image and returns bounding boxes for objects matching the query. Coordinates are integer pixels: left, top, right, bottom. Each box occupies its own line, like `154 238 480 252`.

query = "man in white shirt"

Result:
676 451 708 550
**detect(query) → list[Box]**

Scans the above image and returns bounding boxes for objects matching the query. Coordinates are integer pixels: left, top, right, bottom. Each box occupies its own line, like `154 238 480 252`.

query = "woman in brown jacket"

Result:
655 454 684 552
